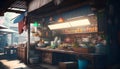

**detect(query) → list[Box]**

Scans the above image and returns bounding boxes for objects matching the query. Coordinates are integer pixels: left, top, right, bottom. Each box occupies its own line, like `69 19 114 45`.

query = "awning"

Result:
0 29 17 33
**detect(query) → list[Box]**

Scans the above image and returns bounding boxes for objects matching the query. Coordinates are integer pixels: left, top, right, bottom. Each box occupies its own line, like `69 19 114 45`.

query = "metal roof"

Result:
0 0 105 22
10 0 27 9
27 0 106 23
0 0 27 15
7 0 27 13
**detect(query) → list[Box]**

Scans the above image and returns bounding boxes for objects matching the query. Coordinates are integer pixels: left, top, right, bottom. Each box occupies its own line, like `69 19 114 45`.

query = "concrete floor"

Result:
0 53 58 69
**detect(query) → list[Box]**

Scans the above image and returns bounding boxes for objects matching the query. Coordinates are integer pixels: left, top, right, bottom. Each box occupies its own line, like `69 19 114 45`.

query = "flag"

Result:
18 17 27 34
13 12 25 23
13 12 27 34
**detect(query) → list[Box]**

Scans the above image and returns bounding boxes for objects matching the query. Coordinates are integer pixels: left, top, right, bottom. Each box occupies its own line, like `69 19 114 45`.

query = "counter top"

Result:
36 47 104 56
36 47 75 54
36 47 107 65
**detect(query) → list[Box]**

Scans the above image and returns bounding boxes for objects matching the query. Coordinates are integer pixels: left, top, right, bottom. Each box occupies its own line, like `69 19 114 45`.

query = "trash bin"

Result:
78 59 88 69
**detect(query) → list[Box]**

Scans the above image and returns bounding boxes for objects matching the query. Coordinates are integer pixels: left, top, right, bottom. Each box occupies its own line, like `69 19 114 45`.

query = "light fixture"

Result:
8 7 26 11
69 19 90 27
48 22 71 30
48 18 91 30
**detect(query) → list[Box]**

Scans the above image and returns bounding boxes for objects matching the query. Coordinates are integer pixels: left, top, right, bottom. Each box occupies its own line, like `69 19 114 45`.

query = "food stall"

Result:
16 0 107 69
16 0 120 69
28 4 107 69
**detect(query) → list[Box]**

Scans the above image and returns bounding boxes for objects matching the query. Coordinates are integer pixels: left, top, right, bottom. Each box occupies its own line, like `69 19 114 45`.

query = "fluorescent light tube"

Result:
70 19 90 27
48 19 91 30
8 7 26 11
48 22 71 30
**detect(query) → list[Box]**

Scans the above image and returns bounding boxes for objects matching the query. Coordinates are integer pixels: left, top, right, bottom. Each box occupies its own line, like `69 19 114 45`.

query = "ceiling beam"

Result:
28 0 91 18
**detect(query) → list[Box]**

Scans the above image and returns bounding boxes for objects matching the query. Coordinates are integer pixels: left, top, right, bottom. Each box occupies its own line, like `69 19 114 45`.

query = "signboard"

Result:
59 25 98 34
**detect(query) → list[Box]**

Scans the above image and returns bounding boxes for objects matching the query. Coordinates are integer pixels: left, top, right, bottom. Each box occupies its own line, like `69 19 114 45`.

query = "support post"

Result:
26 13 30 64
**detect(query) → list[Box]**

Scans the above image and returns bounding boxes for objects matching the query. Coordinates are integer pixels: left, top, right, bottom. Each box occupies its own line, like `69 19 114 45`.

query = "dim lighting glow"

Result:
69 19 90 27
48 19 91 30
8 7 26 11
48 22 71 30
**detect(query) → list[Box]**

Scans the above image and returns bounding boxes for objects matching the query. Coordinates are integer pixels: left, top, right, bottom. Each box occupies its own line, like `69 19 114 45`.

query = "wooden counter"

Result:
36 47 103 57
36 47 77 64
35 47 107 69
36 47 76 54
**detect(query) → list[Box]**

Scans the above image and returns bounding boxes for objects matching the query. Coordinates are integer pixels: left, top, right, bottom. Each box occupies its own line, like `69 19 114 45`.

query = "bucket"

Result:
78 59 88 69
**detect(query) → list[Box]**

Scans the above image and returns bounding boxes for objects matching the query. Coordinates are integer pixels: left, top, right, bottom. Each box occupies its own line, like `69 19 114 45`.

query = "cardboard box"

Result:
59 62 78 69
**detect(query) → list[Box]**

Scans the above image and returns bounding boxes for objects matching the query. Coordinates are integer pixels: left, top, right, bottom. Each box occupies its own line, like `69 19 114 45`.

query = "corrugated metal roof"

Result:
7 0 27 13
10 0 27 9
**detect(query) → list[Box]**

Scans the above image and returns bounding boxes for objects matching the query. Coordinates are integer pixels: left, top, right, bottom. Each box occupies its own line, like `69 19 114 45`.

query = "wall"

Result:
103 0 120 66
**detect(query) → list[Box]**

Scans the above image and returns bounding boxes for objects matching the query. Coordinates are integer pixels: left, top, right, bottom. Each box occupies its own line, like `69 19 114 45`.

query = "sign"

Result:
59 15 98 34
60 24 98 34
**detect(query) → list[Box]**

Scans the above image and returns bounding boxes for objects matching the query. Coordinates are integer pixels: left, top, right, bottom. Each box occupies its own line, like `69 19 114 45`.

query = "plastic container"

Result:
78 59 88 69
